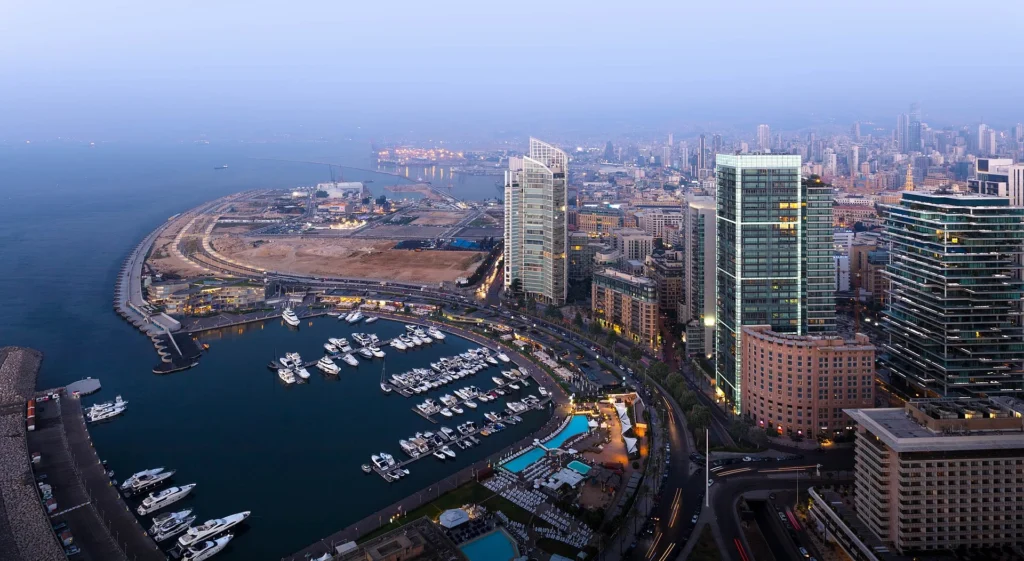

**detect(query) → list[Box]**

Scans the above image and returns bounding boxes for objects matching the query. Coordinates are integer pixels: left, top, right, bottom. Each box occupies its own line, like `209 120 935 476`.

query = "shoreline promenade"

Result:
283 315 571 560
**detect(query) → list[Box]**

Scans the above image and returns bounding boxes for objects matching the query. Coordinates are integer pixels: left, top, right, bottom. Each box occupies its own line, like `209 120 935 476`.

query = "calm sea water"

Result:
0 142 532 560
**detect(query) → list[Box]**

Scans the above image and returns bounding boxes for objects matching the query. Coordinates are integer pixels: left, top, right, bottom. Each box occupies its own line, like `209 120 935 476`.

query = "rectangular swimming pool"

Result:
567 460 591 475
459 529 519 561
501 415 590 473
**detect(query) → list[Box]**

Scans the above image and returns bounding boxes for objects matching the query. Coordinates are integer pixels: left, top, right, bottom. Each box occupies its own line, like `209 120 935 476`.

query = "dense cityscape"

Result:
4 1 1024 561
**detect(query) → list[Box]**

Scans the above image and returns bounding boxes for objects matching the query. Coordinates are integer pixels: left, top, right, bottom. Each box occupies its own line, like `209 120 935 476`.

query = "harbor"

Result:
79 315 560 561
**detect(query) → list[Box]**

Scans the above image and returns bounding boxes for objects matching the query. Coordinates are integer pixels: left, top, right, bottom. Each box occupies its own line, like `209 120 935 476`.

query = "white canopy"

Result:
438 508 470 528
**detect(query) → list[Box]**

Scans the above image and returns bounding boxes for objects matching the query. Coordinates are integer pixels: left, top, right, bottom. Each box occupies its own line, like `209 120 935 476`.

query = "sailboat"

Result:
380 359 392 393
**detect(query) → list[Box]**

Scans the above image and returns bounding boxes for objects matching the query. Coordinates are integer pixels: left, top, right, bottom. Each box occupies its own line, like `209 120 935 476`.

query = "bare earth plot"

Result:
410 211 467 226
213 236 485 283
148 216 209 279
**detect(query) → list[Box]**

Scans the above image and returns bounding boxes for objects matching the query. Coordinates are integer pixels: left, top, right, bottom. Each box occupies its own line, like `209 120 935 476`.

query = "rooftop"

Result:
845 398 1024 453
594 268 656 287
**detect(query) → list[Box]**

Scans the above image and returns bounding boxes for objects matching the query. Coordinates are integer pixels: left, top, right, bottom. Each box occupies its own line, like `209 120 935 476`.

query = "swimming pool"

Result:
567 460 591 475
501 415 590 473
459 529 519 561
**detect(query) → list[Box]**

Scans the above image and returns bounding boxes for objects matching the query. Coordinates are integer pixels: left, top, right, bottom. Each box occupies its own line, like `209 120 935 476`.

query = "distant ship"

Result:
214 165 228 170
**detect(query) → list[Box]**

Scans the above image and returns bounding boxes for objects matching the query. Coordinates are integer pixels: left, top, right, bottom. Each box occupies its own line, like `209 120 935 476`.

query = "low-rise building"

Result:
592 268 659 350
611 228 654 264
741 326 875 439
576 206 623 234
833 204 877 227
164 278 266 315
845 398 1024 554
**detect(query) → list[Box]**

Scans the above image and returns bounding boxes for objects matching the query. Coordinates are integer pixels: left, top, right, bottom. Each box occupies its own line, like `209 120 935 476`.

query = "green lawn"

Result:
356 481 535 543
357 482 494 543
537 537 580 558
690 526 723 561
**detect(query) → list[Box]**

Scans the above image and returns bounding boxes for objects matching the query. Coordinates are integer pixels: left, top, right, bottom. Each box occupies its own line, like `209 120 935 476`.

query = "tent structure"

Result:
438 508 470 529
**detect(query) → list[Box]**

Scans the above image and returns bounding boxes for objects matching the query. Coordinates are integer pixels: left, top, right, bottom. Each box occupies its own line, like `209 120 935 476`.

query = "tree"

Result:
629 347 643 361
648 361 670 381
509 277 523 298
544 304 561 319
589 321 603 335
688 405 712 432
605 332 618 349
573 312 584 328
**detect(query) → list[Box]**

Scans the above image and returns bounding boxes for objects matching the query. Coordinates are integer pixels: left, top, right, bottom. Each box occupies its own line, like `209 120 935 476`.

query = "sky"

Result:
2 0 1023 141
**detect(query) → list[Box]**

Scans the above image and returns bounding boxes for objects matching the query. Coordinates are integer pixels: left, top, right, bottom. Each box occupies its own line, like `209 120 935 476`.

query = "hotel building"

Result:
741 326 875 438
845 398 1024 553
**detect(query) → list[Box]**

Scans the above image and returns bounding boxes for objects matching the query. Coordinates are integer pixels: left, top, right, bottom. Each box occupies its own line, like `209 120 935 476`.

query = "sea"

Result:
0 141 533 560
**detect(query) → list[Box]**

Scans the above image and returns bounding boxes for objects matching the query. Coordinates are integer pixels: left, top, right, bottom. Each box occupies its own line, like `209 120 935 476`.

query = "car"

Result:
64 546 80 556
742 456 752 462
799 547 810 557
691 514 699 524
51 521 68 532
627 368 634 374
707 478 715 487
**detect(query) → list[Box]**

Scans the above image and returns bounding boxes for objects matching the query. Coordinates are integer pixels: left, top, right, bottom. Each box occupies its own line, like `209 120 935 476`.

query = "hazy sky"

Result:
3 0 1023 140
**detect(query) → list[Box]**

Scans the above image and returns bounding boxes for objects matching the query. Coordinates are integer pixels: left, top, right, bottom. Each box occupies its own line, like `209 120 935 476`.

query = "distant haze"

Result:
3 0 1023 141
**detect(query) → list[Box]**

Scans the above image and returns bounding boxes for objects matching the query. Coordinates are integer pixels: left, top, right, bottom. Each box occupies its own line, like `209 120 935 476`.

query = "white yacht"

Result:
286 352 302 365
120 468 165 492
352 333 371 346
358 348 374 359
316 356 340 375
323 343 338 354
492 376 506 386
281 308 300 327
277 369 296 384
380 383 392 393
464 400 478 409
486 356 499 365
390 339 408 351
85 395 128 415
123 468 175 495
370 346 385 358
441 445 455 458
347 311 364 324
342 354 359 367
278 357 294 369
149 509 196 542
440 408 453 417
428 327 446 340
328 337 347 348
177 511 250 548
409 336 423 346
433 451 447 460
137 484 196 515
365 316 379 324
295 367 311 381
87 404 126 423
508 383 520 390
496 352 510 363
182 534 233 561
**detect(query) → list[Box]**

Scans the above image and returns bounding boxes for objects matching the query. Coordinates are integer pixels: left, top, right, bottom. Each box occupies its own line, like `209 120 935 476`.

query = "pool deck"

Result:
459 528 520 561
282 316 572 561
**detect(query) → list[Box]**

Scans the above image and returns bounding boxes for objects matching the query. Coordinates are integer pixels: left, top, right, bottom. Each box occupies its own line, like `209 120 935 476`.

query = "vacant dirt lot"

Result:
410 211 467 226
213 236 485 283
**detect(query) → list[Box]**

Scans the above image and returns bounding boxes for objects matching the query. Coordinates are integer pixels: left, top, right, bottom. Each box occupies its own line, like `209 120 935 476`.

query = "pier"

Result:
0 348 166 561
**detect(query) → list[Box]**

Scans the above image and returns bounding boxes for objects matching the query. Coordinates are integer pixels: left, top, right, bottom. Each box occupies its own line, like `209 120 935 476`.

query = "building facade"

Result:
592 268 659 351
715 154 804 412
968 157 1024 207
804 176 837 333
644 251 683 314
575 206 623 234
682 194 716 358
846 398 1024 554
611 228 654 264
635 208 684 240
741 326 875 439
567 232 608 283
504 138 568 305
880 192 1024 397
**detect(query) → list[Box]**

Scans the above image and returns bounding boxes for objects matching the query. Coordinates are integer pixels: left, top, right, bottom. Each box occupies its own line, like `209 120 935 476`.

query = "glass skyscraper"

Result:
714 155 835 412
881 192 1024 397
504 138 568 305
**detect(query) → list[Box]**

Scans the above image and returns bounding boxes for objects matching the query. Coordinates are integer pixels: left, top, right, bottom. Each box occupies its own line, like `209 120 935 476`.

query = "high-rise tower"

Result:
757 124 771 153
504 137 568 305
880 192 1024 397
716 154 830 412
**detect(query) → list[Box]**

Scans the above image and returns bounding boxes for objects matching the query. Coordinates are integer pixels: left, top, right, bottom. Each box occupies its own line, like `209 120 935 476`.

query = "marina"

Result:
83 316 554 561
